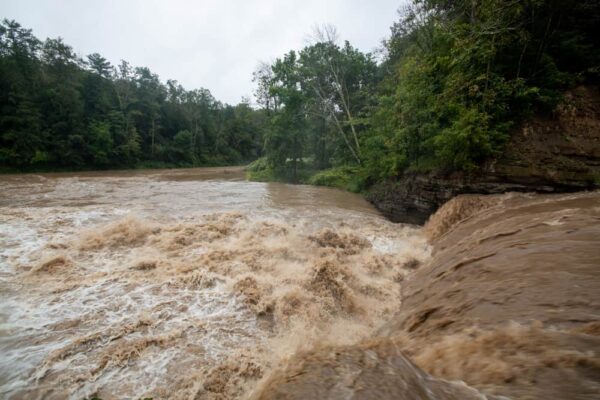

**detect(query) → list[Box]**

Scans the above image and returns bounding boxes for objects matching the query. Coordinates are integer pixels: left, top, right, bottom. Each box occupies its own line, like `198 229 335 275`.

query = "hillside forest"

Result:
2 0 599 190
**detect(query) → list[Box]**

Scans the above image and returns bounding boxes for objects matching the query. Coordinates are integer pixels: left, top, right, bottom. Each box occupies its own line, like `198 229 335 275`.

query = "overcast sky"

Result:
1 0 403 104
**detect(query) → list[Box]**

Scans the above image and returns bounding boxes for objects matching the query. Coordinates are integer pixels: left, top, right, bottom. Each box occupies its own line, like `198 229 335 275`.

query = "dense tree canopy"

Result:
250 0 600 187
2 0 599 183
0 19 266 171
250 26 378 182
364 0 600 177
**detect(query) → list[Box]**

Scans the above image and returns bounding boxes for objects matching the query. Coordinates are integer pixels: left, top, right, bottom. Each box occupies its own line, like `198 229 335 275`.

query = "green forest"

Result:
2 0 599 189
0 20 267 170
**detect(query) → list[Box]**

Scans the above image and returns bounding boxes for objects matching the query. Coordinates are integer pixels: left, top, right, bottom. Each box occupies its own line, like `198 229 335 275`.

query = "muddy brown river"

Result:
0 167 430 399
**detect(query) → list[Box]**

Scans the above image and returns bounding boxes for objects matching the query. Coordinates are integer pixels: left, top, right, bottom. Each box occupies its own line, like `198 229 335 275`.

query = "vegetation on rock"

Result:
251 0 600 188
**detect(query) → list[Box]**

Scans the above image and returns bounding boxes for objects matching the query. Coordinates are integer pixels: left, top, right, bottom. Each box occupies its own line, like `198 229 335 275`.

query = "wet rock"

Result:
366 86 600 224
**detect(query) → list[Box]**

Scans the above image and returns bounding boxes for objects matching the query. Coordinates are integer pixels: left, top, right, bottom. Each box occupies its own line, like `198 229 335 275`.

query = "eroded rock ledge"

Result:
366 86 600 224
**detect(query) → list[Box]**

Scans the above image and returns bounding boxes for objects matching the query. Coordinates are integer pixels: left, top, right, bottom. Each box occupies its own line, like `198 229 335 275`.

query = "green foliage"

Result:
307 166 364 192
433 107 504 170
87 121 113 166
246 156 313 183
247 157 364 192
252 2 599 188
3 0 599 188
255 30 379 182
246 156 269 172
0 19 266 171
360 0 600 177
169 130 195 165
246 156 279 181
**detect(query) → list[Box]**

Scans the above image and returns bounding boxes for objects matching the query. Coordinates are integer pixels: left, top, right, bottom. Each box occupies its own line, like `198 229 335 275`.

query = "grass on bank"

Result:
246 157 365 193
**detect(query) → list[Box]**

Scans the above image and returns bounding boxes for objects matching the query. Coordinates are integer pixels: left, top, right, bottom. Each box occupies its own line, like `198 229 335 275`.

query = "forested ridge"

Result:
2 0 599 182
0 19 266 171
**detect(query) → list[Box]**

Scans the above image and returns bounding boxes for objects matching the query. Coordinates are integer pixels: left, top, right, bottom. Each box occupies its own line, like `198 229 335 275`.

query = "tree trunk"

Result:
329 62 361 156
151 118 155 155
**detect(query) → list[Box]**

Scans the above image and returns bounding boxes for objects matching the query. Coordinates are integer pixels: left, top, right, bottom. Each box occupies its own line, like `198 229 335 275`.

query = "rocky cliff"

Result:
366 86 600 224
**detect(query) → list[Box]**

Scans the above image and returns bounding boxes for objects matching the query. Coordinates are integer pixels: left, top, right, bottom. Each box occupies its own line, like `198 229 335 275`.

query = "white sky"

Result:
1 0 403 104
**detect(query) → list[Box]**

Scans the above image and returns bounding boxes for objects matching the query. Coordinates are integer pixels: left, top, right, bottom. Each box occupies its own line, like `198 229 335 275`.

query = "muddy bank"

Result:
253 191 600 399
366 86 600 224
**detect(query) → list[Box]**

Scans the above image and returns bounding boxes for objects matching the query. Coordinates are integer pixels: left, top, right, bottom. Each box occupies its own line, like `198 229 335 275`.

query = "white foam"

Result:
0 174 428 399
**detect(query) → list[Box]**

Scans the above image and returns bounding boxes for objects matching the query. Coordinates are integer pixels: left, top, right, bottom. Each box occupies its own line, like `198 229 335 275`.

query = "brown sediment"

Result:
18 210 431 398
250 336 497 400
233 276 264 311
307 259 358 315
413 323 600 388
200 352 264 399
423 194 502 241
5 169 597 399
571 321 600 336
176 270 221 289
378 191 600 399
30 254 72 274
38 315 155 376
3 202 428 399
77 214 160 250
251 191 600 400
131 259 158 270
271 288 317 325
308 228 371 254
93 329 184 373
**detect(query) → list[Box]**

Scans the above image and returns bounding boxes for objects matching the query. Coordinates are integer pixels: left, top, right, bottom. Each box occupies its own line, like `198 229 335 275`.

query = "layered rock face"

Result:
251 191 600 399
367 86 600 224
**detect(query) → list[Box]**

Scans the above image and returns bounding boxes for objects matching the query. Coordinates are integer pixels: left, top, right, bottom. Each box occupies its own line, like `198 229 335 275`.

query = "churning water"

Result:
0 167 429 399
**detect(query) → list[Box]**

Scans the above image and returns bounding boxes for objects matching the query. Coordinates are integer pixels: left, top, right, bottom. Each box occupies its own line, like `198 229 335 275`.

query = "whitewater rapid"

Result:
0 167 429 399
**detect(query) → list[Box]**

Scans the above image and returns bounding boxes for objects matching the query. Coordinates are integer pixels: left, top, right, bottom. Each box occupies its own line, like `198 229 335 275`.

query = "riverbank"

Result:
249 86 600 225
0 161 254 175
252 190 600 399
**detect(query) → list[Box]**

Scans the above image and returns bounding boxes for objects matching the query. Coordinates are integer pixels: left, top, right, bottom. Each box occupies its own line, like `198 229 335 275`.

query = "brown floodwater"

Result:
0 167 430 399
249 191 600 400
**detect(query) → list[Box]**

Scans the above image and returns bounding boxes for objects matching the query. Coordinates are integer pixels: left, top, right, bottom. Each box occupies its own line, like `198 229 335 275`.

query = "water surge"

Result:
0 168 429 399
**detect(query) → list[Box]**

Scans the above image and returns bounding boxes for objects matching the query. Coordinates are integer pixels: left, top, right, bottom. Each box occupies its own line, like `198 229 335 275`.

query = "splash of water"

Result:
0 169 430 399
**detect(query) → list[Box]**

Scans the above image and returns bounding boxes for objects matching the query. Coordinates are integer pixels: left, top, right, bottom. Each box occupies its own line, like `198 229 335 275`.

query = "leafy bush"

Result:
246 156 269 172
308 166 364 192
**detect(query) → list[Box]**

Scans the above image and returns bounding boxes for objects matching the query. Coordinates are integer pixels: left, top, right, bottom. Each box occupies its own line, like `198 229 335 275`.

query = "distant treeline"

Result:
2 0 599 180
0 19 266 171
250 0 600 189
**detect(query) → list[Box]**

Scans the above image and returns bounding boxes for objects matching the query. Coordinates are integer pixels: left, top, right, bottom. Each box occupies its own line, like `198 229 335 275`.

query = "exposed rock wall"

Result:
366 86 600 224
